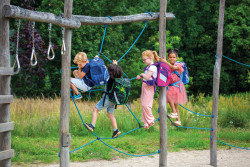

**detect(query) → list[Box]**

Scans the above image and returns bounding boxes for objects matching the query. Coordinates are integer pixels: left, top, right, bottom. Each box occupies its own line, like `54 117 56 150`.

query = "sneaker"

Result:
112 129 121 138
173 121 182 126
85 123 95 132
168 112 178 118
73 93 82 100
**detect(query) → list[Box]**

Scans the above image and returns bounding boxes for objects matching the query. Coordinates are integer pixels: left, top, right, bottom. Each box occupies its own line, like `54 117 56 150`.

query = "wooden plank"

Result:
3 5 81 29
210 0 225 167
0 149 14 161
73 12 175 25
60 0 72 167
0 67 13 75
0 95 13 104
159 1 168 167
0 122 14 133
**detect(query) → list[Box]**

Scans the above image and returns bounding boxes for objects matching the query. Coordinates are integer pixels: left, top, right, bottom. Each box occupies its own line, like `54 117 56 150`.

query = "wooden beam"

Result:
210 0 225 166
3 5 81 29
0 122 14 133
0 95 13 104
3 5 175 27
0 149 14 161
159 1 168 167
73 12 175 25
0 67 13 75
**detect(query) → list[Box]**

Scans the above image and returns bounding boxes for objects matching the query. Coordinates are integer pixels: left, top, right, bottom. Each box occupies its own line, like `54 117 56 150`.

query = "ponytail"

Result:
152 51 159 62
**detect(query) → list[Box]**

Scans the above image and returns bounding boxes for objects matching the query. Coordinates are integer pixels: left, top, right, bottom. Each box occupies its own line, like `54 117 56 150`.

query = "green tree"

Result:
222 0 250 93
9 0 249 98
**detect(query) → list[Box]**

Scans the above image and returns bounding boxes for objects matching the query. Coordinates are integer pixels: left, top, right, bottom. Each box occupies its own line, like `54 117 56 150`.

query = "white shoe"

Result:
168 113 178 118
173 121 182 126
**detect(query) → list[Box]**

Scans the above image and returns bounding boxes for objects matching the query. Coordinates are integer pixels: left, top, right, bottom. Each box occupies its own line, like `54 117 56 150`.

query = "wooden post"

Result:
159 0 168 167
210 0 225 166
0 0 13 166
59 0 73 167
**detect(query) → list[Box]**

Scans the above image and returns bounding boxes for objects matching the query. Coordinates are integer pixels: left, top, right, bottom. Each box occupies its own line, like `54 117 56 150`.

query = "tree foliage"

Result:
9 0 249 99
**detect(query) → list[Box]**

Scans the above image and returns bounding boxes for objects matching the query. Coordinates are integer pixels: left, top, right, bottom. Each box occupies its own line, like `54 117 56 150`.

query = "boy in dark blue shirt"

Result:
71 52 94 100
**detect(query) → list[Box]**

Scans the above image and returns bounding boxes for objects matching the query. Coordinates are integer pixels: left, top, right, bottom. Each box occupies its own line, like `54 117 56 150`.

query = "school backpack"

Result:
104 78 131 105
173 61 189 84
143 62 172 92
88 57 110 86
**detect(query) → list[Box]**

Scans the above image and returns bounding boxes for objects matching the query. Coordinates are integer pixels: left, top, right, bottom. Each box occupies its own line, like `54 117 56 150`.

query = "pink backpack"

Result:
143 62 172 92
156 62 172 86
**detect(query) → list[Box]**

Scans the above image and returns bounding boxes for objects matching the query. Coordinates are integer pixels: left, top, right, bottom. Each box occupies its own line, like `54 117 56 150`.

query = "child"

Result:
85 60 122 138
159 48 188 126
70 52 94 100
136 50 159 129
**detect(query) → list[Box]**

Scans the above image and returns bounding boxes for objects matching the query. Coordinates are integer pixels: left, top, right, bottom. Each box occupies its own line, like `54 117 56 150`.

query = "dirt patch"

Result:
38 148 250 167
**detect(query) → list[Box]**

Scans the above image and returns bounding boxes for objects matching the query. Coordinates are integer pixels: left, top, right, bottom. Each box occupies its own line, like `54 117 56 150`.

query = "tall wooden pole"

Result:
0 0 14 166
60 0 73 166
210 0 225 166
159 0 168 167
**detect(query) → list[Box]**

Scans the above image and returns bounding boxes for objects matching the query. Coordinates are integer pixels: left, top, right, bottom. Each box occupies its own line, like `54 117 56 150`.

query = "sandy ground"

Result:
34 148 250 167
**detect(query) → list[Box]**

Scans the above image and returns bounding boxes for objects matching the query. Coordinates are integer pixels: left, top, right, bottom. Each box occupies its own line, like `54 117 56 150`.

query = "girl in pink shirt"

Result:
159 49 188 126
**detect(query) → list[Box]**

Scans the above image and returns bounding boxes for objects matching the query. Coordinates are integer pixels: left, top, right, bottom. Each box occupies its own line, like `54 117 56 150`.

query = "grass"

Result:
11 93 250 165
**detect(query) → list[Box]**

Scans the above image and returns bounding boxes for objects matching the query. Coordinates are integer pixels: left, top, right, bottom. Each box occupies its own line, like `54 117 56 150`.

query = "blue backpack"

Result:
88 57 110 86
172 61 189 85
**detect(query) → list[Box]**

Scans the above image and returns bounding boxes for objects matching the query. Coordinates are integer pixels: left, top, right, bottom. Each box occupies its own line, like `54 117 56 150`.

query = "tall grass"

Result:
11 93 250 163
11 92 250 137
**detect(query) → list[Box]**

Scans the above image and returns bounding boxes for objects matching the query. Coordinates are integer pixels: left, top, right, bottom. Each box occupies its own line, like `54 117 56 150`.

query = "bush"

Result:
220 110 248 128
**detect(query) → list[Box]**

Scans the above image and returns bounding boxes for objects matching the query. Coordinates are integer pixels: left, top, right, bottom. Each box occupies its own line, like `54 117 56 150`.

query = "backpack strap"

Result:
142 64 157 93
169 71 183 92
103 85 108 106
172 70 180 77
103 92 108 106
143 65 150 72
142 76 156 93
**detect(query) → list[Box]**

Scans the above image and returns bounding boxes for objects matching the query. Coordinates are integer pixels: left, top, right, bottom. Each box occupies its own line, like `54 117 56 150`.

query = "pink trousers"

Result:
141 82 155 127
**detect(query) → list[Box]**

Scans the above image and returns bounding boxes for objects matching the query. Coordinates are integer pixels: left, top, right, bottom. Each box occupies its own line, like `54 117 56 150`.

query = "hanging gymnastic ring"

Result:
47 44 55 60
30 47 38 66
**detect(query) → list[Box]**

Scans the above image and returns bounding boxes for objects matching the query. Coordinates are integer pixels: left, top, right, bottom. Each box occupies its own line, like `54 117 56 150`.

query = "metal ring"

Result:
47 44 55 60
13 19 21 74
13 54 20 74
61 40 66 56
61 27 66 56
30 47 38 66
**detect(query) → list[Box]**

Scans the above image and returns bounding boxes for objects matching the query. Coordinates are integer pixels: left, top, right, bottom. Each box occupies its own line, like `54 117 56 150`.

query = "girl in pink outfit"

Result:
159 48 188 126
136 50 159 129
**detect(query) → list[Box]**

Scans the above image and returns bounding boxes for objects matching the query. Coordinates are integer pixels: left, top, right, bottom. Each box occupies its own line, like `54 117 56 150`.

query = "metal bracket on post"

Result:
62 133 71 147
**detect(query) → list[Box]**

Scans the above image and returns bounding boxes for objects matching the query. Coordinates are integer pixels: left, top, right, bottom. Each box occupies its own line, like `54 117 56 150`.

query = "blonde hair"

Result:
141 50 159 62
73 52 88 64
